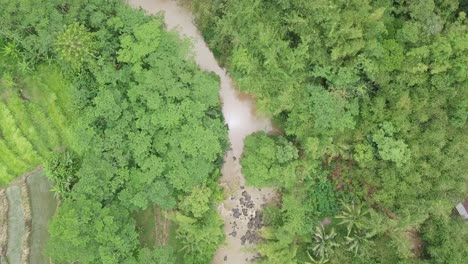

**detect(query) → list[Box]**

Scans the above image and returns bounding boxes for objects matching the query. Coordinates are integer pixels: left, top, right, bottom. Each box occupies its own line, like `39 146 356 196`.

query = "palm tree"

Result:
335 202 369 235
305 251 329 264
177 231 200 256
324 141 352 163
310 224 338 258
345 229 374 256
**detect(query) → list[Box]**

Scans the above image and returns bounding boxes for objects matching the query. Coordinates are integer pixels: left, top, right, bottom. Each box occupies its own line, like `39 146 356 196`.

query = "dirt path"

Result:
154 205 170 246
127 1 276 263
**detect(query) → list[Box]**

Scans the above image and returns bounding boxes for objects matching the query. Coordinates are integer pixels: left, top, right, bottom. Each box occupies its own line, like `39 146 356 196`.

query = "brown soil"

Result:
330 162 344 191
407 229 423 258
325 156 350 192
0 189 8 256
20 178 32 264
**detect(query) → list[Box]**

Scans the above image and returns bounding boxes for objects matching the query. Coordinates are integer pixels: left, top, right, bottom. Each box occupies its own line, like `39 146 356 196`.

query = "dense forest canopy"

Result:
0 0 467 263
191 0 468 263
1 0 228 263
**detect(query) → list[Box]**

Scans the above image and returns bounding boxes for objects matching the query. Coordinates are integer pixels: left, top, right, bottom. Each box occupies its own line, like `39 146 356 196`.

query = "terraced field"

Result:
0 39 76 263
0 169 57 264
0 64 75 186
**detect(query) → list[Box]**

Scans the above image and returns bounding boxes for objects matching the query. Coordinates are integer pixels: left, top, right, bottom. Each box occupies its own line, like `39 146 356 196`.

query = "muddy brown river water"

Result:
128 0 276 263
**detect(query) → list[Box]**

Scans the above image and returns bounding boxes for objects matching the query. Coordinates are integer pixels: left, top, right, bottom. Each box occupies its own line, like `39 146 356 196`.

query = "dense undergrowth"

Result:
191 0 468 263
1 0 228 263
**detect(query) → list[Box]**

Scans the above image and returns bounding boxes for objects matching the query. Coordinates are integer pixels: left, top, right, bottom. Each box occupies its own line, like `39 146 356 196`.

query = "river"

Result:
128 0 275 263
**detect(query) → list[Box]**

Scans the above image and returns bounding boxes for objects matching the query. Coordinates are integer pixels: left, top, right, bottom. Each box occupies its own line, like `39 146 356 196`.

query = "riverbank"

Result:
128 1 276 263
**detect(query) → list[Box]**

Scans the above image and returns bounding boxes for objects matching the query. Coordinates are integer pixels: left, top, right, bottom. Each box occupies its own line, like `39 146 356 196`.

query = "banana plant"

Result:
345 229 374 256
336 202 369 235
310 224 338 258
305 251 330 264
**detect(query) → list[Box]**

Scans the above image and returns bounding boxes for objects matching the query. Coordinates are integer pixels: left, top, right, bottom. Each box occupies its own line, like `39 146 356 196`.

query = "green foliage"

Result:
174 211 224 264
344 230 374 257
335 203 369 236
0 0 65 62
420 214 468 264
306 252 330 264
0 99 40 165
242 132 298 188
353 143 374 168
310 225 338 259
193 0 467 262
372 122 411 167
286 86 358 141
117 20 163 72
306 175 342 217
1 1 230 262
256 191 311 263
0 45 74 185
55 22 95 70
179 185 212 219
45 151 80 199
47 198 138 264
256 236 298 264
2 0 228 262
135 246 176 264
1 0 467 263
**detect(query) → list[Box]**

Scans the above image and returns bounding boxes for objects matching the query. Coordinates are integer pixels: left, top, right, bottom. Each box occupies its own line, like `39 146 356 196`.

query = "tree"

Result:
344 230 373 257
47 198 139 264
55 22 94 70
179 185 212 219
306 251 330 264
192 0 467 262
353 143 375 168
242 132 299 188
310 225 338 259
335 202 369 235
174 211 224 264
372 122 411 167
420 214 468 264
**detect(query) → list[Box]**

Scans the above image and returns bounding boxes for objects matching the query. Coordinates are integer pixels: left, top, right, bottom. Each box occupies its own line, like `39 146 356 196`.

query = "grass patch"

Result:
134 205 156 248
168 222 185 263
134 205 185 262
